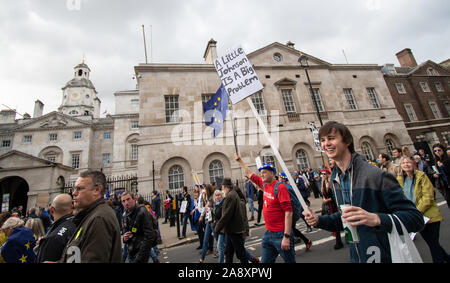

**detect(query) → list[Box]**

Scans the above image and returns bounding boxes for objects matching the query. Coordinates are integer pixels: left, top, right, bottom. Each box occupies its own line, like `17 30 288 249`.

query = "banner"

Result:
308 122 323 152
214 45 264 104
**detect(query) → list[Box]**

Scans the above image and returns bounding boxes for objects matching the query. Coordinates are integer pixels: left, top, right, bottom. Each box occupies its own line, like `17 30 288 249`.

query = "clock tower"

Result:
59 60 101 118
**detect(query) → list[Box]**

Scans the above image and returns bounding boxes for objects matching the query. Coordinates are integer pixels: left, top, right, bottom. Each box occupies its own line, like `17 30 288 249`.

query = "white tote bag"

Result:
388 214 423 263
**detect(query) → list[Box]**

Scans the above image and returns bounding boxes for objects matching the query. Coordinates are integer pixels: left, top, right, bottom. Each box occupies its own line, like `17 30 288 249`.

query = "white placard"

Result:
308 122 323 152
214 45 264 105
255 156 262 169
179 200 187 214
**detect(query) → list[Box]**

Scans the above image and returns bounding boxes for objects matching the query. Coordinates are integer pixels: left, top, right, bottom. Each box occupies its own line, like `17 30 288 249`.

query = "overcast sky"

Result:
1 0 449 118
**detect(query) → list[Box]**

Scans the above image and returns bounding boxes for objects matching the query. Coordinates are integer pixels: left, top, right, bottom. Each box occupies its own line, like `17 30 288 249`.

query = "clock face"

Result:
70 92 81 100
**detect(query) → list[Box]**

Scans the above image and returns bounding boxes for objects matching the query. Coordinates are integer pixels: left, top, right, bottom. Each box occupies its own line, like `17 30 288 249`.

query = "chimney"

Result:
0 110 16 124
33 100 44 118
286 41 295 48
396 48 418 67
203 38 217 64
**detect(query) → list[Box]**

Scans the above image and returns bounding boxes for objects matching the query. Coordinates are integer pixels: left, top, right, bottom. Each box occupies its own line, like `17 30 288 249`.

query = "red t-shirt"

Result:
251 173 292 232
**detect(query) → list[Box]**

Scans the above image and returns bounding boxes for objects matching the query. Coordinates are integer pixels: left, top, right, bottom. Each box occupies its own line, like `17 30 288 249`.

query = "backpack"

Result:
272 182 303 224
144 206 159 246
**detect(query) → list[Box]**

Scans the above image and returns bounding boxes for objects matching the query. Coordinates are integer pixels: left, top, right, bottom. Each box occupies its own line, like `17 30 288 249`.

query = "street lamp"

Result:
299 55 323 126
299 54 326 167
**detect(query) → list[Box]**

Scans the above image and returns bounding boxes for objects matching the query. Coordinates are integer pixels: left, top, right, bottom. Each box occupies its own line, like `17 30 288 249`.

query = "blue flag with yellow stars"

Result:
0 226 36 263
203 84 229 138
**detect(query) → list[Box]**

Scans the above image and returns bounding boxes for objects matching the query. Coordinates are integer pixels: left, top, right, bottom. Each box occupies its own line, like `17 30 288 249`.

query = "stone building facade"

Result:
134 40 413 195
0 62 132 211
382 48 450 154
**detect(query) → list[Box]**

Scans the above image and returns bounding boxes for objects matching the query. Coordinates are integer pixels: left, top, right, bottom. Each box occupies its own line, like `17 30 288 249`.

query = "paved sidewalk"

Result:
156 197 323 250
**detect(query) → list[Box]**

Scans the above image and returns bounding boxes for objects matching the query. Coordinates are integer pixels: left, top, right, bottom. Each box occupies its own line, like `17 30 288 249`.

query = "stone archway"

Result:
0 176 29 213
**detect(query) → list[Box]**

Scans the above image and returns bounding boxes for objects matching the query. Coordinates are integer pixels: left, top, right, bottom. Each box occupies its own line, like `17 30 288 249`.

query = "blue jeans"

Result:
215 233 226 263
200 222 214 260
261 230 296 263
247 198 256 218
149 246 159 262
182 213 192 237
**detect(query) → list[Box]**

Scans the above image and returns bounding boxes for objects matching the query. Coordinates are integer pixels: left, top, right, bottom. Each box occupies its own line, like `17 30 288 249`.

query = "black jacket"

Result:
123 205 157 263
35 214 76 263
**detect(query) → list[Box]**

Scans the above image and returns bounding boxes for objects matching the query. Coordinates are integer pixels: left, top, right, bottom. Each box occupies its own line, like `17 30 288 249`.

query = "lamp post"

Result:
299 55 323 126
299 54 326 167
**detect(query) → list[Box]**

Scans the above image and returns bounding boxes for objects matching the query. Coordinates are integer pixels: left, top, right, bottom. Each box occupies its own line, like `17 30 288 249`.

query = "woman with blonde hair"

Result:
397 156 450 263
25 218 45 240
0 217 36 263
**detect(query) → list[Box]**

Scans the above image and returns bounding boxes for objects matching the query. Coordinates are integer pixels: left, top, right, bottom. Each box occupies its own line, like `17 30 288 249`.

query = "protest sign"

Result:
308 122 324 152
214 45 264 104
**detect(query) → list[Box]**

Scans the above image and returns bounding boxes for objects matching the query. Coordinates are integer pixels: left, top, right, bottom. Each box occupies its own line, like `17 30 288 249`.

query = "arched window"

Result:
361 142 374 161
168 165 184 190
296 149 310 170
209 160 224 184
262 154 276 169
385 139 396 156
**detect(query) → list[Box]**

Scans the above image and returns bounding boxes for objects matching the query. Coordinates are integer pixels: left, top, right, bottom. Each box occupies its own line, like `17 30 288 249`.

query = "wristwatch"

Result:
283 233 290 239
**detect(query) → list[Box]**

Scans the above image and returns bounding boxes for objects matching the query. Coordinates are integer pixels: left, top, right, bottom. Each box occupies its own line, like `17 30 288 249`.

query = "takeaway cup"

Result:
340 204 360 243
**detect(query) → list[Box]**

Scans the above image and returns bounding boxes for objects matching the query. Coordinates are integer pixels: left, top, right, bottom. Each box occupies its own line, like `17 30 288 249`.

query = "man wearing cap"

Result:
235 154 295 263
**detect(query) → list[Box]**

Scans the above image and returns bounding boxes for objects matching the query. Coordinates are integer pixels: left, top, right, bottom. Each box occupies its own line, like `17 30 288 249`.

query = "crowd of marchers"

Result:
1 121 449 263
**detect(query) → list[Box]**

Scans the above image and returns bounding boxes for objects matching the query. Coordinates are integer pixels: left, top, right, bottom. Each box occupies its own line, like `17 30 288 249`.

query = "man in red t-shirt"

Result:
235 153 295 263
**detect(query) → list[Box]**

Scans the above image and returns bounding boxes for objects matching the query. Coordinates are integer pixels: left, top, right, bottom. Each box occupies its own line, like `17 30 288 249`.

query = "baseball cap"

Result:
258 164 276 174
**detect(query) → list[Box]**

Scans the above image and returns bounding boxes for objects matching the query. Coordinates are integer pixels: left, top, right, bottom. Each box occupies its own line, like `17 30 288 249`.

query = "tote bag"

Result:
388 214 423 263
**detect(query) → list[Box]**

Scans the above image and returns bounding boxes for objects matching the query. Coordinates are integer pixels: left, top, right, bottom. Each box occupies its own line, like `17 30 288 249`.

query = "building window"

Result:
296 149 310 170
444 103 450 116
71 153 80 169
131 99 139 108
165 95 180 123
104 132 111 140
281 89 296 113
49 133 58 141
434 82 444 92
130 144 138 161
251 91 266 116
429 102 441 119
366 88 380 109
168 165 184 190
419 82 430 93
102 153 110 167
73 131 82 139
273 53 283 62
427 68 438 76
310 88 325 112
209 160 224 184
395 83 406 94
385 139 396 156
361 142 374 161
404 104 418 122
47 156 56 163
131 121 139 129
343 88 357 110
23 135 32 143
262 154 276 169
69 110 79 115
1 140 11 148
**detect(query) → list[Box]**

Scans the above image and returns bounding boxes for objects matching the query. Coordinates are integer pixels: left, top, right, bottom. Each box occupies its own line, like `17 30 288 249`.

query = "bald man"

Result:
35 194 76 263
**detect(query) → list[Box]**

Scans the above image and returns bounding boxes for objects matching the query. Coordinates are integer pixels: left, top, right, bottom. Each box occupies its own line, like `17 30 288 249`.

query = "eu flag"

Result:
0 226 36 263
203 84 229 138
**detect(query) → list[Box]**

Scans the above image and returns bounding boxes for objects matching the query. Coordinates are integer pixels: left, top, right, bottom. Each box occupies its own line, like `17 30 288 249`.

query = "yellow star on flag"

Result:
19 254 27 263
218 97 221 101
214 102 217 106
25 241 31 250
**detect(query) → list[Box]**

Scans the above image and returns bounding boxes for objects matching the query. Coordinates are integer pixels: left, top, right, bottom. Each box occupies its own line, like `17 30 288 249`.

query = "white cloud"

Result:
1 0 449 117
